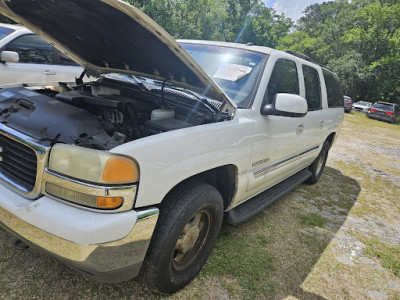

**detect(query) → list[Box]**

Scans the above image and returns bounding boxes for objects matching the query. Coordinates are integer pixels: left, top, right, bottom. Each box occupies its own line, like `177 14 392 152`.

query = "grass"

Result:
299 212 328 227
201 228 275 299
354 233 400 277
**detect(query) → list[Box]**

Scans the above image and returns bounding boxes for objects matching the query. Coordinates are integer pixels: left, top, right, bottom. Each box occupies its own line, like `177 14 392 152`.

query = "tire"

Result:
141 180 224 294
305 141 330 185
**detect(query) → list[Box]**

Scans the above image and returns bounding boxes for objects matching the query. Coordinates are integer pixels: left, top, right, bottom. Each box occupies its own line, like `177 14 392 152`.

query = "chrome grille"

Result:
0 124 50 198
0 134 37 191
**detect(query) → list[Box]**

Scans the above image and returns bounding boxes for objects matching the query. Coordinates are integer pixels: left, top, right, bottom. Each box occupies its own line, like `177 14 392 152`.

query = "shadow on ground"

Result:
0 166 360 299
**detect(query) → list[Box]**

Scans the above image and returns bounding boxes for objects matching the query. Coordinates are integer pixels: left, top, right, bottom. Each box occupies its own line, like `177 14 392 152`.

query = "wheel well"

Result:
326 133 336 148
163 165 237 210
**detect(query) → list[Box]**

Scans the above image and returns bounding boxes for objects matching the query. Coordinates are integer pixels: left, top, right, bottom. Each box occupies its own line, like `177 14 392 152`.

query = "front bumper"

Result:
0 187 158 283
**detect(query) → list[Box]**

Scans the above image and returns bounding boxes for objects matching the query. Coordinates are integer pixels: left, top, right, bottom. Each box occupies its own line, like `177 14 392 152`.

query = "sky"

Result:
263 0 326 21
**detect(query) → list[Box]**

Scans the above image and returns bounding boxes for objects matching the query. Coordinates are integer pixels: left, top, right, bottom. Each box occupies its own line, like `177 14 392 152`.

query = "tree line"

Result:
2 0 399 104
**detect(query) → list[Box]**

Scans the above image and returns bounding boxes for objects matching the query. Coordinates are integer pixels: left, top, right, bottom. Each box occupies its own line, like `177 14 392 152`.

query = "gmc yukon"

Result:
0 0 344 293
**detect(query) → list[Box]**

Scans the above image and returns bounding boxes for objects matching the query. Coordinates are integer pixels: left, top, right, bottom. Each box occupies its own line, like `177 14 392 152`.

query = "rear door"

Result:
296 63 326 170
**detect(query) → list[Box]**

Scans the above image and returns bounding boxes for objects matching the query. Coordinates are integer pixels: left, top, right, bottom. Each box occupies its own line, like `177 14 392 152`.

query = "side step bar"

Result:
225 168 312 225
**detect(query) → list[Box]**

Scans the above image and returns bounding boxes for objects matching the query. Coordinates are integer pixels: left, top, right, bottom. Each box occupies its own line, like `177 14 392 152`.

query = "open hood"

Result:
0 0 236 110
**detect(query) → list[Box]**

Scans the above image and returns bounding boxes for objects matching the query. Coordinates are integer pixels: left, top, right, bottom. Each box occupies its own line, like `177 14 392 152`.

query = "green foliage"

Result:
124 0 292 45
283 0 400 104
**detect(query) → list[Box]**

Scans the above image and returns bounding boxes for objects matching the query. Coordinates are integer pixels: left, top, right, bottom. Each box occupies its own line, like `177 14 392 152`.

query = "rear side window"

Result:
302 65 322 110
323 69 343 108
265 59 299 104
5 34 53 64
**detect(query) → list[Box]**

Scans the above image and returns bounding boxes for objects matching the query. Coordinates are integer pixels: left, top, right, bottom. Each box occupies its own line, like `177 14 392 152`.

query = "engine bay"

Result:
0 75 232 150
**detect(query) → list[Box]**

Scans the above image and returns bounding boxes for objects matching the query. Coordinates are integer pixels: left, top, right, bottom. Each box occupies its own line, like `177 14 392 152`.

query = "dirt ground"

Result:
0 112 399 299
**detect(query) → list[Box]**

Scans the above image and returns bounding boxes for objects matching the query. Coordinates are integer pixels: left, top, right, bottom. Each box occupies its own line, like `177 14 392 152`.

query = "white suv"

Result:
0 23 84 87
0 0 344 294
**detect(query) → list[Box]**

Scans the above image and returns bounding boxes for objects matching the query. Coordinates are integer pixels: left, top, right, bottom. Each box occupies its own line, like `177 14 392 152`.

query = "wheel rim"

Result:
173 210 211 272
316 149 327 176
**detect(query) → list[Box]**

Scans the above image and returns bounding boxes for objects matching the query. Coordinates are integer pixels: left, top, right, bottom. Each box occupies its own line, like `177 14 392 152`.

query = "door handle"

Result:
43 70 57 75
296 124 304 134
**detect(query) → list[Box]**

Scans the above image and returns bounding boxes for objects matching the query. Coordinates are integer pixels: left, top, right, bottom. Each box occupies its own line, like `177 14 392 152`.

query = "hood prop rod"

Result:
161 79 169 109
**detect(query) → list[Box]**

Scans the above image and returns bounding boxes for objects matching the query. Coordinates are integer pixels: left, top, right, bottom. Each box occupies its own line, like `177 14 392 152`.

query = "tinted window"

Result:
323 69 343 107
303 65 322 110
0 26 14 40
59 52 77 65
266 59 299 104
373 103 394 111
6 34 53 64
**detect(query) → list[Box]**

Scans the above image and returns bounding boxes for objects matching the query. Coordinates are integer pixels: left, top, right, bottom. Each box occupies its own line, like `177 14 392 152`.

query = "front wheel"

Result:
141 180 224 294
305 141 330 185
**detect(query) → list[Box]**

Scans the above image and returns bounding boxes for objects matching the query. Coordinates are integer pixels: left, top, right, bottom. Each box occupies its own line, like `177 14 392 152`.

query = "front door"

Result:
244 58 307 200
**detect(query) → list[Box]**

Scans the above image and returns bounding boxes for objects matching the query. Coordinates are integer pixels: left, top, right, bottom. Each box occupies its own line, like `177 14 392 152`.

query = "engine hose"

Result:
125 103 142 140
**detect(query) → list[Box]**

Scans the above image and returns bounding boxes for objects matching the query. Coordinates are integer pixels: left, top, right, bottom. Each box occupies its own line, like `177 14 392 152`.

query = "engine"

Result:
0 76 229 150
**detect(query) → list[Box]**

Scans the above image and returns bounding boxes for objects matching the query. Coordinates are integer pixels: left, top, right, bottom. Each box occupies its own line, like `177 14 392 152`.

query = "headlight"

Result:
48 144 139 184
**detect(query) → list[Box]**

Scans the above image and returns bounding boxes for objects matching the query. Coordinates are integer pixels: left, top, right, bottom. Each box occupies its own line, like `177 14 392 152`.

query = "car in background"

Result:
367 102 400 123
343 96 352 113
0 23 84 88
352 101 372 113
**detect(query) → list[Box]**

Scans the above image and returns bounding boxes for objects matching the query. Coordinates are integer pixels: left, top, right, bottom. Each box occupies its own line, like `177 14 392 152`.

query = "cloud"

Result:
263 0 325 21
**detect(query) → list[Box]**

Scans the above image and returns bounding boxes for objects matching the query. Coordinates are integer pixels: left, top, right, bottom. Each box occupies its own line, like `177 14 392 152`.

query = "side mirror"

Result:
1 51 19 63
261 93 308 117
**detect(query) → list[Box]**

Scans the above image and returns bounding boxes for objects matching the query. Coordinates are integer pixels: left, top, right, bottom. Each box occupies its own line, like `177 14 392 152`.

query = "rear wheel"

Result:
305 141 330 185
141 180 224 294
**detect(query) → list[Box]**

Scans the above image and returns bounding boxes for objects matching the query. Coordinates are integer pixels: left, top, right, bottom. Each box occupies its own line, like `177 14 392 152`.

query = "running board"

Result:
225 168 312 225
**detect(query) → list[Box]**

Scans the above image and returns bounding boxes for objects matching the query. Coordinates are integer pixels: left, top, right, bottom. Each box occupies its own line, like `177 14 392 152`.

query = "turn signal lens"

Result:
102 157 138 183
97 196 123 209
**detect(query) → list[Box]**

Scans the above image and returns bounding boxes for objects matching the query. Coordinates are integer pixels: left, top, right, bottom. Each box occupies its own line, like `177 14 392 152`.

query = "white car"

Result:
0 0 344 294
0 23 84 87
352 101 372 113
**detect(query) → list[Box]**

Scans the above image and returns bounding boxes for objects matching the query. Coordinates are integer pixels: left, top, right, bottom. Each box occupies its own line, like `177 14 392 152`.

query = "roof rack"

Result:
284 50 334 72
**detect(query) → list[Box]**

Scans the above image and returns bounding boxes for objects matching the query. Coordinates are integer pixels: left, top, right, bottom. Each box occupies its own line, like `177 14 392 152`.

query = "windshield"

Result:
180 43 267 108
0 26 14 40
357 101 371 107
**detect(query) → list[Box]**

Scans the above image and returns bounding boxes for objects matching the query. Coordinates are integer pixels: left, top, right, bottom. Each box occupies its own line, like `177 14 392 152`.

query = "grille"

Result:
0 134 37 191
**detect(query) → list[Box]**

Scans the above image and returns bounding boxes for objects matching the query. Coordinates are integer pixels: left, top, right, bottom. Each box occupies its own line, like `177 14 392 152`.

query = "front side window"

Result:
265 59 299 104
323 69 343 108
303 65 322 111
58 52 78 66
5 34 53 64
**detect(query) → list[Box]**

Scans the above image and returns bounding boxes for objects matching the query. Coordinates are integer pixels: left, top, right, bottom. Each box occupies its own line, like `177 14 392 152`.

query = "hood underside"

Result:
0 0 235 110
